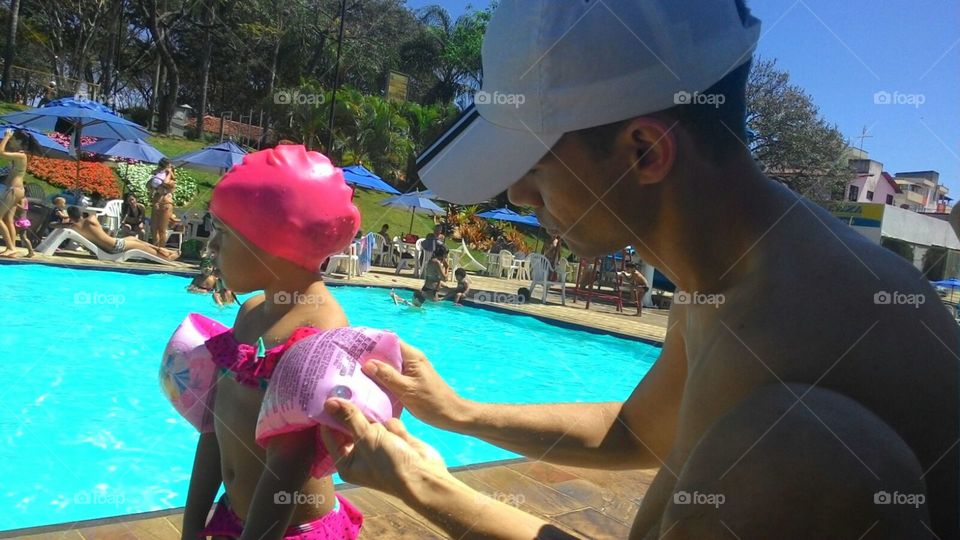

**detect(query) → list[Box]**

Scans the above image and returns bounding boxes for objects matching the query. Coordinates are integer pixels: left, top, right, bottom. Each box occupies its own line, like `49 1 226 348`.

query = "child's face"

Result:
207 220 273 293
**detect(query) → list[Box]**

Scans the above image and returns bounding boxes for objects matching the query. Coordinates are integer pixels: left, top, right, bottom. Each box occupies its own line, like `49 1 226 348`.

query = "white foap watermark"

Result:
273 290 327 306
873 291 925 308
874 490 925 508
274 490 327 506
473 290 526 306
674 90 726 108
673 490 725 508
873 91 925 108
74 291 126 307
73 488 126 507
474 90 526 108
477 491 526 508
274 89 325 107
673 290 725 307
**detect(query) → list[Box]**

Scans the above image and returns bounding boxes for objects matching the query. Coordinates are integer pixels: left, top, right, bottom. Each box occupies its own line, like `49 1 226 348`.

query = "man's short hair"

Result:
67 206 82 220
574 0 754 162
433 244 448 258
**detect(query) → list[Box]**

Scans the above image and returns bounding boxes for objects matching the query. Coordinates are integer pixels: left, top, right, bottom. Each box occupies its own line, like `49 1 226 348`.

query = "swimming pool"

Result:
0 264 660 532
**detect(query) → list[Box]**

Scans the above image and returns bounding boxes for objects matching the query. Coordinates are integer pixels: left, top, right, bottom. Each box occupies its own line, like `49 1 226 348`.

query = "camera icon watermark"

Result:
673 290 725 308
474 90 526 108
674 90 726 108
873 90 925 108
873 290 925 308
274 490 327 506
473 290 525 306
874 490 925 508
73 489 126 507
274 89 325 107
74 290 126 307
672 490 725 508
273 290 327 306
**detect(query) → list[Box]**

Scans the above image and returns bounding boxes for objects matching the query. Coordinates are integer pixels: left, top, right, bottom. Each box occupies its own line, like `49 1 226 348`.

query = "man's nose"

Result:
507 175 543 208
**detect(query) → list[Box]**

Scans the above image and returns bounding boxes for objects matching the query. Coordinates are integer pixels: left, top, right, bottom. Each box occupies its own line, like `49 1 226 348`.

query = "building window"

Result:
848 185 860 201
866 190 874 201
886 194 894 205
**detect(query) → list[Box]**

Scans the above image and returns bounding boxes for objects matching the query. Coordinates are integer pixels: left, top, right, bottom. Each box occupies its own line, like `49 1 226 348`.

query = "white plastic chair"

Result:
325 242 359 279
497 250 514 278
101 199 123 235
507 253 528 280
528 253 567 305
370 232 388 265
394 237 417 275
449 239 487 275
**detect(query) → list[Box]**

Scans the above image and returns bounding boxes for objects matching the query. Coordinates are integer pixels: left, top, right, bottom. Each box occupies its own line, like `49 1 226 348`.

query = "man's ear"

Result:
617 117 677 185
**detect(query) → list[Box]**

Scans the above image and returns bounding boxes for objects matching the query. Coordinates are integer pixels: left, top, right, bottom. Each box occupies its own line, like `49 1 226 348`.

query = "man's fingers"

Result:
324 398 370 439
398 340 428 369
384 418 444 463
319 425 350 460
362 360 406 393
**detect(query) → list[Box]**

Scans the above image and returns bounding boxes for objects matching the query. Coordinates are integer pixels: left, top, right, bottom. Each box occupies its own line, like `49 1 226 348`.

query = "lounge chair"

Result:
449 239 487 274
35 228 186 267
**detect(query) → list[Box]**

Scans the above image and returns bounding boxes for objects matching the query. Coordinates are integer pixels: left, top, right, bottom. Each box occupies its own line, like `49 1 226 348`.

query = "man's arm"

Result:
366 309 687 469
180 432 223 539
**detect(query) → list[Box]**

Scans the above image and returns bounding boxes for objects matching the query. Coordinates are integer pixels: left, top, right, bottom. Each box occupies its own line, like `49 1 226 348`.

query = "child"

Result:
177 145 364 539
13 198 34 257
619 262 650 316
211 268 237 307
187 265 216 293
51 197 69 223
448 268 471 304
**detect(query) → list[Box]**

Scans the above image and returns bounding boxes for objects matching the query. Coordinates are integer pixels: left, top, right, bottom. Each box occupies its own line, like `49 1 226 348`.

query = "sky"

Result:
406 0 960 195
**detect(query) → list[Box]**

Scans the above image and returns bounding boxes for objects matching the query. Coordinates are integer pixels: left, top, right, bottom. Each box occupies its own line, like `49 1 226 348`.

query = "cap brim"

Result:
417 106 561 204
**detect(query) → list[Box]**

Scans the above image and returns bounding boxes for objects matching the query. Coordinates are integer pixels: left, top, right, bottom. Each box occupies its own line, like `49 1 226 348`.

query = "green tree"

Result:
747 57 853 199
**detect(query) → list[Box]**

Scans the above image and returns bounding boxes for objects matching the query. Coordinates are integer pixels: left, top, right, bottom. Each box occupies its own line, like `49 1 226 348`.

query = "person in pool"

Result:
420 244 448 301
179 145 364 540
317 1 958 538
55 206 180 260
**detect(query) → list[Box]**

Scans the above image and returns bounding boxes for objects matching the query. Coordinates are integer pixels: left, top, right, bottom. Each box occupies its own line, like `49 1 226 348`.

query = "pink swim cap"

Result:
210 145 360 271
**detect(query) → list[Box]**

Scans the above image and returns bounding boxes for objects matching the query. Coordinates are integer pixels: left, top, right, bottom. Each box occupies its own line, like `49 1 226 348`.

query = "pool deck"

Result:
2 251 666 539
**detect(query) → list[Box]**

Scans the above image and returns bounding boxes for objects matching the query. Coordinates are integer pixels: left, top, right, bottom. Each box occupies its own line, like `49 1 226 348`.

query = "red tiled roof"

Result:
185 115 274 140
881 172 902 194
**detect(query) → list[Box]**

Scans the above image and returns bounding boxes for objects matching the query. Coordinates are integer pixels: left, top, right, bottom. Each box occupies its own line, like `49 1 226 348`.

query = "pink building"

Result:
845 159 901 205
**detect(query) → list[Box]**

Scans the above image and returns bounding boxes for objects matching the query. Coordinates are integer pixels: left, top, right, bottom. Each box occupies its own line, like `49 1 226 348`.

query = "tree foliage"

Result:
747 58 852 199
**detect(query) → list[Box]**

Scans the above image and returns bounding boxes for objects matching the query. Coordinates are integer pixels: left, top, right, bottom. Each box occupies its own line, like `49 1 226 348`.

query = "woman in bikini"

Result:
149 158 178 248
0 129 29 257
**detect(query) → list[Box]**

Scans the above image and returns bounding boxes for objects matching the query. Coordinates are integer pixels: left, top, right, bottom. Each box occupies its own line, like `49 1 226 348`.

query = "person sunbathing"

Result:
54 206 179 260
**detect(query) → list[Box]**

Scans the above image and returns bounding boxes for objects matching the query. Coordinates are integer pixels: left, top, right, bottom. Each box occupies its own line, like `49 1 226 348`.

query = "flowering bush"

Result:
47 131 98 149
27 156 121 198
121 162 199 206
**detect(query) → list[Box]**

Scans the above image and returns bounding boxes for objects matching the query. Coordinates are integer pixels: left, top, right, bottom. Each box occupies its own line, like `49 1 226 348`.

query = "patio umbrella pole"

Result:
408 208 415 235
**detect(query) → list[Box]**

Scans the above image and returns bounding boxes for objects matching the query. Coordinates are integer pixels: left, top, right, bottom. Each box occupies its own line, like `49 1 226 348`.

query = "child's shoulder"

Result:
236 293 265 320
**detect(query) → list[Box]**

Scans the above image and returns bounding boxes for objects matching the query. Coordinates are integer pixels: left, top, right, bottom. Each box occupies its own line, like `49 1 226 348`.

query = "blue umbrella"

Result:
477 207 541 227
171 141 247 172
0 98 150 141
0 123 73 160
341 164 400 194
380 190 444 233
933 278 960 290
80 138 166 163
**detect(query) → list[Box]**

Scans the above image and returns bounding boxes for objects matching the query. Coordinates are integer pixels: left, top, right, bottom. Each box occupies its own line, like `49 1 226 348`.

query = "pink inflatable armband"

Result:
160 313 228 432
256 327 404 477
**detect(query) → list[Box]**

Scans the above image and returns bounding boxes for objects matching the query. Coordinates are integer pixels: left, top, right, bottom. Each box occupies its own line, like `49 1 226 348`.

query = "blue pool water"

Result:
0 264 660 531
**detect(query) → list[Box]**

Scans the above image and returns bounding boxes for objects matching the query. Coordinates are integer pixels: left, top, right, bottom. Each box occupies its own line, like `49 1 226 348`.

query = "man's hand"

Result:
319 398 450 500
362 341 469 429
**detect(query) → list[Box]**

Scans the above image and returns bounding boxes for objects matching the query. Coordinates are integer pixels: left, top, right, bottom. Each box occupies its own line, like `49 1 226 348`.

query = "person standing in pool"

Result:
317 1 958 538
178 144 363 540
420 244 448 301
0 129 29 257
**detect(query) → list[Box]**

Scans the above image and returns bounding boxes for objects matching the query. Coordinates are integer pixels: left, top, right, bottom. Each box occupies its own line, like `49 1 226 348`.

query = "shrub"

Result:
121 163 199 205
27 156 121 199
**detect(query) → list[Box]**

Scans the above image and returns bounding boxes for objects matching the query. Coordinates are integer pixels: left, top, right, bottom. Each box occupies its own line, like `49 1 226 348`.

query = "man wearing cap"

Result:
320 1 958 538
